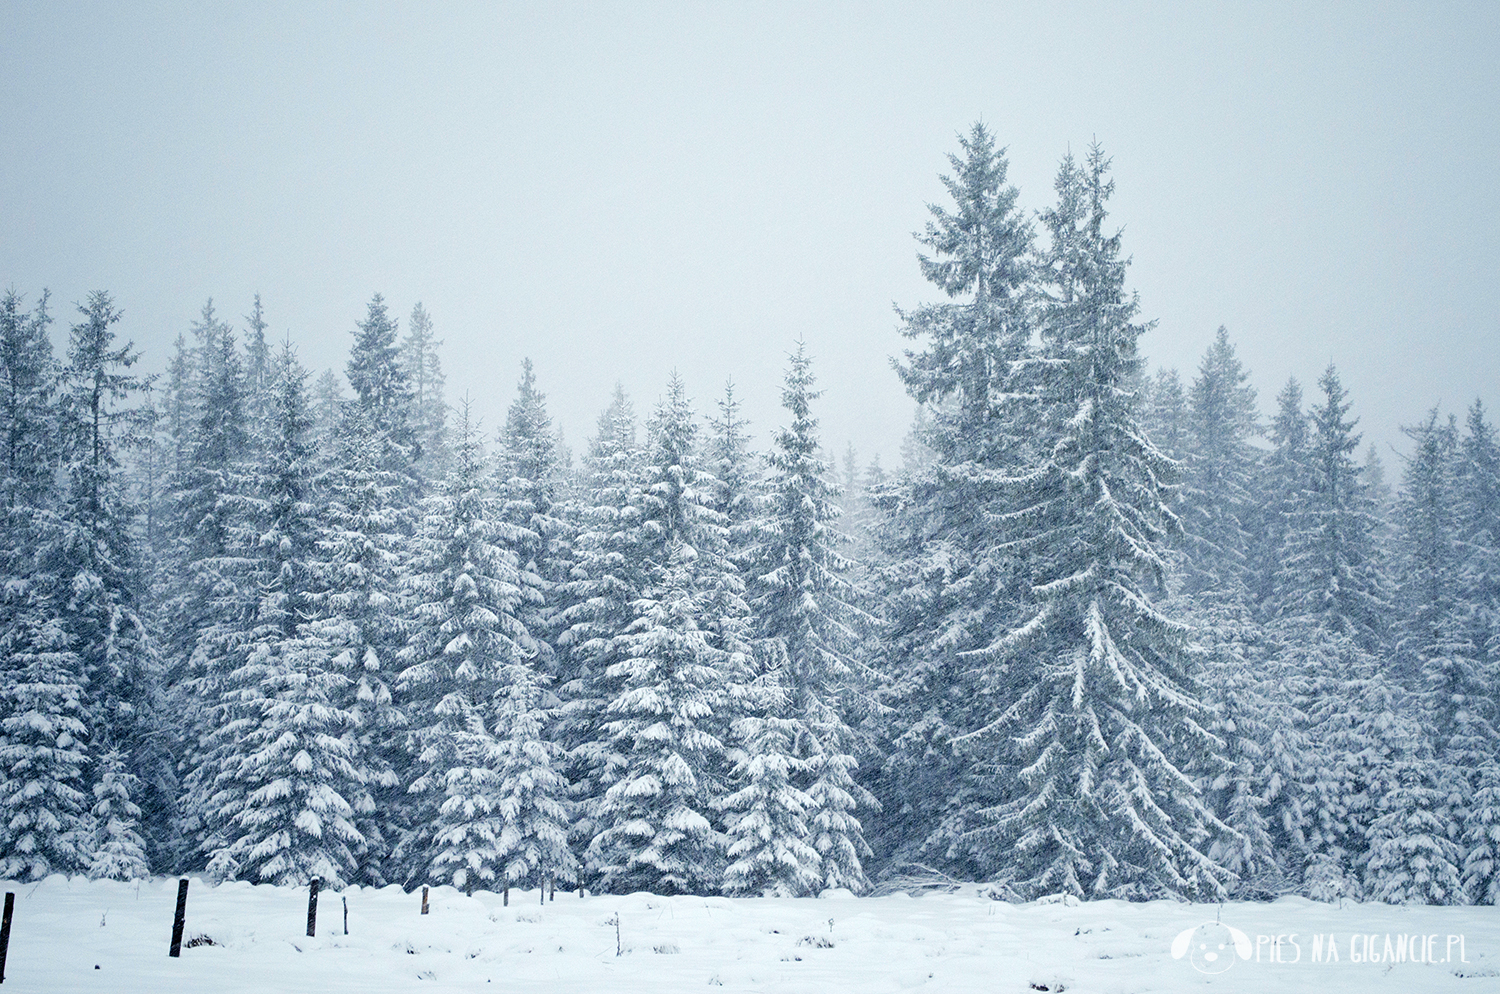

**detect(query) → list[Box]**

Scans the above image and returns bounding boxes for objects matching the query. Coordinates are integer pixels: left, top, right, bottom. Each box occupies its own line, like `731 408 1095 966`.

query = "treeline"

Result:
2 123 1497 905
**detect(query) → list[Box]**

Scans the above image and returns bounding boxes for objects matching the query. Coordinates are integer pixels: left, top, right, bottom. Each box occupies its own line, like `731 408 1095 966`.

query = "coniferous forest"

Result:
4 124 1498 905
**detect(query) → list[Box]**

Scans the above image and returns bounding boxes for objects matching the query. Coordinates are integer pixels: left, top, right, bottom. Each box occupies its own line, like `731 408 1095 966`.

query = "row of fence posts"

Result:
0 874 578 978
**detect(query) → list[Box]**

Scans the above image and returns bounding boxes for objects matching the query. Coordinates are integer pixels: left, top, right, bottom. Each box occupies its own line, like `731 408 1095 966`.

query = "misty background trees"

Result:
2 125 1498 905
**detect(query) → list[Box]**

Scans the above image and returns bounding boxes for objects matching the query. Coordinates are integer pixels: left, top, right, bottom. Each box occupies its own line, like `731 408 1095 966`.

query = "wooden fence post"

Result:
421 886 429 915
168 879 189 957
343 896 349 935
306 878 320 937
0 892 15 984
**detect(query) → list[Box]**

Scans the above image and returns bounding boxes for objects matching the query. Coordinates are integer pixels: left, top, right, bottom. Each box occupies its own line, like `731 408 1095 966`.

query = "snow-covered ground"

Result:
0 876 1496 992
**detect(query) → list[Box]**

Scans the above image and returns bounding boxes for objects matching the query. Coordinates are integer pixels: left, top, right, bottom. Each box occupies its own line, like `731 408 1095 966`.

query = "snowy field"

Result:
0 877 1497 993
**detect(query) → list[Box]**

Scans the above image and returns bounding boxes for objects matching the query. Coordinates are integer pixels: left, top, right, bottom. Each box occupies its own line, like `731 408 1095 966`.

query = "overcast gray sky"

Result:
3 1 1497 470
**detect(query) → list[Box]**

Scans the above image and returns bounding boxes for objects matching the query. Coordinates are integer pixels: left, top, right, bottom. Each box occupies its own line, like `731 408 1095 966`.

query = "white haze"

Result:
2 1 1497 463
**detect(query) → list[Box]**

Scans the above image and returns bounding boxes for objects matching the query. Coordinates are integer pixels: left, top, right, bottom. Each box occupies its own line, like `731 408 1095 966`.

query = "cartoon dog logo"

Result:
1171 921 1252 974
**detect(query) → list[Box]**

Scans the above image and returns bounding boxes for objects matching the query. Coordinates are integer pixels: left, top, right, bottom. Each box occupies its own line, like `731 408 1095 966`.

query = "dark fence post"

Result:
168 879 189 957
342 896 349 935
0 891 15 984
420 886 429 915
306 878 320 937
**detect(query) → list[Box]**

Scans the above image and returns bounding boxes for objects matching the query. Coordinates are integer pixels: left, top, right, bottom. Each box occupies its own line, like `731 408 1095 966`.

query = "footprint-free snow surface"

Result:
0 876 1496 992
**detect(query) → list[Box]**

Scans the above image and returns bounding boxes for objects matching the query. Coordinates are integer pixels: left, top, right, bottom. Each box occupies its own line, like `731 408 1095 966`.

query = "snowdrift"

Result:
0 875 1495 992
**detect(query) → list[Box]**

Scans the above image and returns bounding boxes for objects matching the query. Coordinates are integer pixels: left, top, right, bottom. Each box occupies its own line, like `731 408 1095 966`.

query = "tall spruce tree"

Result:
1264 368 1399 897
948 147 1230 899
497 360 566 676
0 288 95 880
1251 379 1310 618
1456 401 1500 901
1274 365 1391 646
189 344 322 875
397 401 541 888
173 328 261 861
870 123 1036 874
556 384 644 862
736 343 875 894
1372 409 1479 902
583 376 742 893
346 293 417 480
56 291 168 870
1181 327 1260 602
1168 328 1284 894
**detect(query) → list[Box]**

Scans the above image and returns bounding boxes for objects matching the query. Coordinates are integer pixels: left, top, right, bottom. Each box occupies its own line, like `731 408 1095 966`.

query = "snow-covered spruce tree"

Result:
1158 329 1289 895
706 379 759 574
868 123 1036 876
496 359 567 677
1273 365 1391 648
154 300 245 782
203 635 368 887
720 711 821 897
346 293 418 478
296 406 408 882
482 646 579 892
315 295 425 879
173 327 259 791
0 288 65 745
1266 368 1401 898
189 343 323 877
735 343 876 894
397 400 545 890
1240 380 1321 893
55 291 170 870
556 384 645 865
0 612 92 880
201 329 402 886
87 748 150 880
154 304 253 854
1140 367 1189 463
583 376 745 894
587 543 733 894
1249 378 1310 618
242 294 272 433
1180 327 1260 603
0 288 95 880
948 146 1231 900
1363 409 1478 903
0 289 58 514
1456 401 1500 902
401 301 449 480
